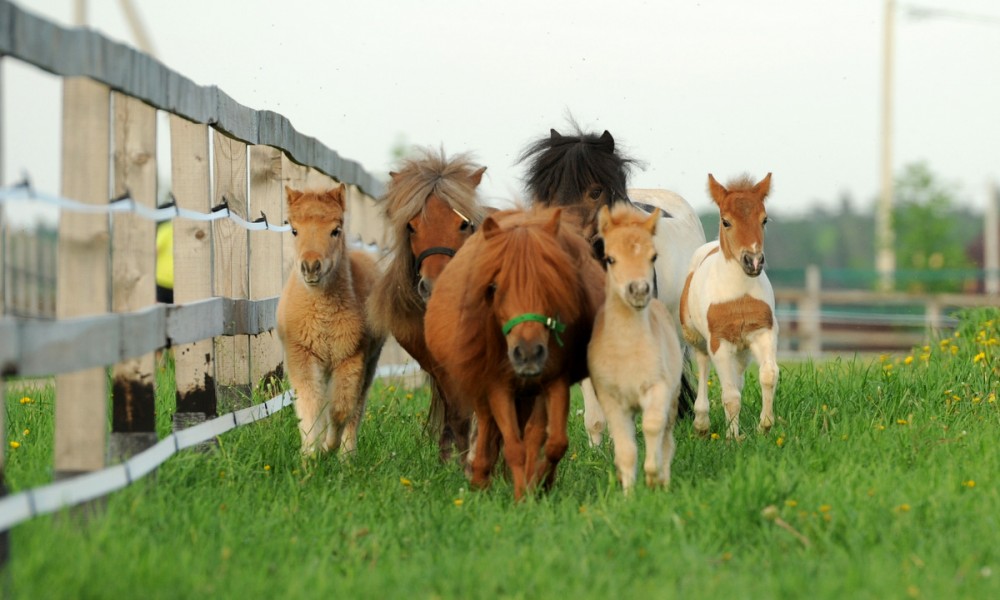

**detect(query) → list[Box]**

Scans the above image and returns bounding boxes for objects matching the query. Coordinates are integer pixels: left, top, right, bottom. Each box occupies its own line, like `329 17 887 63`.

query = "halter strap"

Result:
414 246 457 273
502 313 566 347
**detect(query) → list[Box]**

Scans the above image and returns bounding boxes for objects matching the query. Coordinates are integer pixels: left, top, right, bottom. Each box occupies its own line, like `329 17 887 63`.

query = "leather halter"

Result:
414 246 457 275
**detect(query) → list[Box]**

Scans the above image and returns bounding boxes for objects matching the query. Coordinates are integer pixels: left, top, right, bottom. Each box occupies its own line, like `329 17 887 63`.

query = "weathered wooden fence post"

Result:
801 264 822 356
248 145 285 394
54 77 110 480
170 115 218 429
280 155 308 283
109 93 158 461
212 131 251 410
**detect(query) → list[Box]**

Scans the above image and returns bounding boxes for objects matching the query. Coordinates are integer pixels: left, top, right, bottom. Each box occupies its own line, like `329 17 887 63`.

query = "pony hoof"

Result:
588 432 604 447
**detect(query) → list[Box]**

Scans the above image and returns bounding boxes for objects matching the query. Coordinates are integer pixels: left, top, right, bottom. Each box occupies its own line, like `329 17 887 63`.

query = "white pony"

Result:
582 188 705 446
680 173 778 440
588 204 684 493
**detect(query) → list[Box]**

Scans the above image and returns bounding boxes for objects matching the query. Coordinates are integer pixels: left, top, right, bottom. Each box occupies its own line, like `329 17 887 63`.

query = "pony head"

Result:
519 127 639 232
598 204 660 309
708 173 772 277
285 184 347 286
383 149 488 302
479 208 578 378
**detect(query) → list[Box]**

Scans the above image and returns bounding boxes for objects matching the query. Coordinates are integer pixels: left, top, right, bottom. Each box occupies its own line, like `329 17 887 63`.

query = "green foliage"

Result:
3 308 999 598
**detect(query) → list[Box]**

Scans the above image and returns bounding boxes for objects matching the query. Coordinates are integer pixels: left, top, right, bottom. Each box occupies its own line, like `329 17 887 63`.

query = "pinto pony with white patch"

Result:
277 185 386 456
588 205 683 494
680 173 778 440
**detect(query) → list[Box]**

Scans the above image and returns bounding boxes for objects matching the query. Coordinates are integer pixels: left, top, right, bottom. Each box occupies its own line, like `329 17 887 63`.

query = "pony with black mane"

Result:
519 124 706 442
367 147 489 462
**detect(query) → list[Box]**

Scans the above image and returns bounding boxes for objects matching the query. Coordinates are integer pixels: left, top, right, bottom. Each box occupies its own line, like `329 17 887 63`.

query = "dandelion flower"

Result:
453 498 463 507
264 465 271 471
9 441 20 449
962 480 976 489
973 351 986 363
710 433 721 441
785 499 798 508
23 429 30 436
819 504 832 513
904 356 914 365
776 436 785 448
897 419 908 425
19 397 32 405
400 477 412 487
896 503 911 513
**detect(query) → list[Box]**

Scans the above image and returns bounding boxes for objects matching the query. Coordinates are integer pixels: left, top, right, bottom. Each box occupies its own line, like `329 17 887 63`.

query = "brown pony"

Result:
424 207 605 499
277 184 386 456
367 148 489 461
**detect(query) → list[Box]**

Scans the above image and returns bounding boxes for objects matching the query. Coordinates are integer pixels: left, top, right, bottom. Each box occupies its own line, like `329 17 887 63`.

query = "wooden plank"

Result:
169 114 217 429
248 146 284 396
55 77 110 477
109 92 158 461
212 129 251 409
280 154 308 284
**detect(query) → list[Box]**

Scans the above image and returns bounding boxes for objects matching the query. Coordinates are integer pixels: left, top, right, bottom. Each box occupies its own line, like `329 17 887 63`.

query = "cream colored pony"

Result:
276 185 386 456
680 173 778 440
588 204 683 494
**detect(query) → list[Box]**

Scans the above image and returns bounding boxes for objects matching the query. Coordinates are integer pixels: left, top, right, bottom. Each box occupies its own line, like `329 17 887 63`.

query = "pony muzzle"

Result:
626 280 652 308
741 251 765 277
508 337 548 377
300 255 325 284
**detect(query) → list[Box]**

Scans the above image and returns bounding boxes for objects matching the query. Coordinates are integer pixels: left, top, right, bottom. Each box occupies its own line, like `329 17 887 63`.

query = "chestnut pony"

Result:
519 126 706 444
588 204 683 494
367 148 489 462
277 185 386 455
424 207 604 499
680 173 778 440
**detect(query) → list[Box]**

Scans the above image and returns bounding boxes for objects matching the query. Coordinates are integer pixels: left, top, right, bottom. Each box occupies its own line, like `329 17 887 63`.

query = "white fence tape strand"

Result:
0 391 294 533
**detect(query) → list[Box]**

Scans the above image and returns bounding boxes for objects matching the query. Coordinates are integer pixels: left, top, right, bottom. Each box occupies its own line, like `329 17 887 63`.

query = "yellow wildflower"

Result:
785 499 798 508
23 429 30 436
19 397 32 404
904 355 914 365
897 419 908 425
962 480 976 489
819 504 832 513
264 464 271 471
973 351 986 363
9 441 20 449
453 498 464 507
776 436 785 448
400 477 412 487
896 503 911 513
710 433 720 440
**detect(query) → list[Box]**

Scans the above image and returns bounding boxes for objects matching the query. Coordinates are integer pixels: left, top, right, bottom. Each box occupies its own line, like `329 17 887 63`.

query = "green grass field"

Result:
2 308 998 599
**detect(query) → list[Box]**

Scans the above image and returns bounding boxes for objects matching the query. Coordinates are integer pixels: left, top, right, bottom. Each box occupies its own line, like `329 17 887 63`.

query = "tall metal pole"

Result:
877 0 897 292
986 181 999 295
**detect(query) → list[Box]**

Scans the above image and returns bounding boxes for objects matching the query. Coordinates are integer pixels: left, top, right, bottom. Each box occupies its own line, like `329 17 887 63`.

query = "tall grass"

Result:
3 308 998 599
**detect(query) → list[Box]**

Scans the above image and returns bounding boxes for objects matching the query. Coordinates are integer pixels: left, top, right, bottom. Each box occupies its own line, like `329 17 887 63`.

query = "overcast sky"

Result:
3 0 1000 224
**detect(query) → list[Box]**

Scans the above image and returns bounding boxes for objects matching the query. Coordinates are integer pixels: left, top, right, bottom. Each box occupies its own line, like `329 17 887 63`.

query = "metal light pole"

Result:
876 0 896 292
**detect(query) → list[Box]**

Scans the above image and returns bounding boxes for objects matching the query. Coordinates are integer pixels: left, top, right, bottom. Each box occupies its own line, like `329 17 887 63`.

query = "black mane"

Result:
519 127 640 208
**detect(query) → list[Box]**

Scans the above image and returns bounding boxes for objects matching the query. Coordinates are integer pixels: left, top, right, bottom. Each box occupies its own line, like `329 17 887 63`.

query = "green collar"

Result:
502 313 566 347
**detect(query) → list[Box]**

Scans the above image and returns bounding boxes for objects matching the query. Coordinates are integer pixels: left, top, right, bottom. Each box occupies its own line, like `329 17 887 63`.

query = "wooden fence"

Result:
0 0 410 565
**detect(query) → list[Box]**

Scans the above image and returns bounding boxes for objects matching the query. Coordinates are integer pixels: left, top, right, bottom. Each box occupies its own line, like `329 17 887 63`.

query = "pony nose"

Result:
627 280 651 303
741 251 765 276
300 258 322 281
509 340 548 376
417 276 433 301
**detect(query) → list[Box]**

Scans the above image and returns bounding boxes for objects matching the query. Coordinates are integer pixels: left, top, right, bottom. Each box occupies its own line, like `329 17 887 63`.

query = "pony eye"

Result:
460 220 471 232
291 228 298 237
651 253 658 263
485 282 497 302
331 227 342 238
603 256 616 266
762 216 769 226
406 222 416 234
589 186 604 200
721 219 732 229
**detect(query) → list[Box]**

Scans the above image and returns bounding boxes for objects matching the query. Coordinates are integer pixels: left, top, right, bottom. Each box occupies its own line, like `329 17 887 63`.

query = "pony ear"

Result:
754 172 773 200
707 174 727 206
643 208 661 234
389 171 400 182
325 183 347 210
599 130 615 152
469 166 487 188
597 205 613 236
482 215 501 239
543 208 562 235
550 128 562 140
285 185 303 205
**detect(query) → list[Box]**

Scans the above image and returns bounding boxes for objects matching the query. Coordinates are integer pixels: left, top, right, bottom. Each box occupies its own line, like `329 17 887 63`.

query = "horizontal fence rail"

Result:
0 0 385 199
0 391 294 533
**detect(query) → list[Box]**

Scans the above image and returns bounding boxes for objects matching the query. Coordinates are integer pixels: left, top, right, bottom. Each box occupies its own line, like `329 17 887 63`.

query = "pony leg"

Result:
487 385 527 500
469 406 501 490
751 331 780 433
581 378 606 447
712 346 745 441
602 400 638 495
640 381 669 488
539 379 570 491
522 397 548 490
327 352 366 455
287 352 328 455
692 349 712 435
